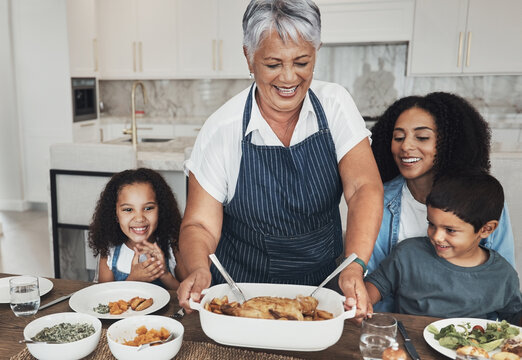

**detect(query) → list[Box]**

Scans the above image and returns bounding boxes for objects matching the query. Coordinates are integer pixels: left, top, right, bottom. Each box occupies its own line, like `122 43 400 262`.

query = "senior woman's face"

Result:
247 30 316 114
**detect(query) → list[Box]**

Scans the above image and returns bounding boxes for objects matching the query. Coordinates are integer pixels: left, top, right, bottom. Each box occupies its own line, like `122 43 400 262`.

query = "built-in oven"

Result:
71 77 97 122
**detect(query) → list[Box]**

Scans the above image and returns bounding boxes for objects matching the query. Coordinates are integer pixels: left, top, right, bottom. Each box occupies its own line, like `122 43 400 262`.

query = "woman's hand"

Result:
339 264 373 325
127 247 165 282
176 267 212 313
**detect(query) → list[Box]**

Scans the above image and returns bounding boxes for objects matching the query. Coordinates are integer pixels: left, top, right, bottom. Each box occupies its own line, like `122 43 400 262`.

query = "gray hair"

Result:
242 0 321 61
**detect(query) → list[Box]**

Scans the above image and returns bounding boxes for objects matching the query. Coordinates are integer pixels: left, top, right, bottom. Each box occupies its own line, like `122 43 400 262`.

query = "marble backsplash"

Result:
99 44 522 124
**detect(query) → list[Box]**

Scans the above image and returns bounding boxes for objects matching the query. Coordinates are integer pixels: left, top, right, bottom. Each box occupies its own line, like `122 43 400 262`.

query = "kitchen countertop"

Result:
104 136 197 171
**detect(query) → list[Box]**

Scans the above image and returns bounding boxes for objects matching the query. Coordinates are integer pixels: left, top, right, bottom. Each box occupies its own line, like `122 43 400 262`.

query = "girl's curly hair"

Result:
88 168 182 259
371 92 491 183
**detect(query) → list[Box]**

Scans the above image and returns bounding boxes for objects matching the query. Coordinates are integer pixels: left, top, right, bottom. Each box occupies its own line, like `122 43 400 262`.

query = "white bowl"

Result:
107 315 184 360
23 312 102 360
189 283 356 351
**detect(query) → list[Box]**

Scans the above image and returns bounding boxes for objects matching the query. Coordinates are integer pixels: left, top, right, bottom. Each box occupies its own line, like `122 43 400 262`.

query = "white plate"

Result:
69 281 170 319
423 317 522 359
0 276 53 303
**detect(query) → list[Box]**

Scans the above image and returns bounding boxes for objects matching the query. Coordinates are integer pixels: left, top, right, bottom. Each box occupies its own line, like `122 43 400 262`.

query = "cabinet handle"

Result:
80 122 95 127
139 41 143 72
457 32 463 68
93 38 98 72
465 31 472 67
212 39 216 71
133 41 137 72
219 39 223 71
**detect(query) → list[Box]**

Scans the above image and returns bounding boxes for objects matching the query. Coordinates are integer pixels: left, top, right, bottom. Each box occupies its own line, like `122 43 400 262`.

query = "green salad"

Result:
427 320 520 352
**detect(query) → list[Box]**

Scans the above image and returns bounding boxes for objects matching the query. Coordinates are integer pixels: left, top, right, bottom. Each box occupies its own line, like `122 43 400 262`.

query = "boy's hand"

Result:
127 247 164 282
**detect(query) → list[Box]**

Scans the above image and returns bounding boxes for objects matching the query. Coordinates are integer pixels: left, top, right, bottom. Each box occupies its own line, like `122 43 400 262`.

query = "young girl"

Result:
88 168 182 290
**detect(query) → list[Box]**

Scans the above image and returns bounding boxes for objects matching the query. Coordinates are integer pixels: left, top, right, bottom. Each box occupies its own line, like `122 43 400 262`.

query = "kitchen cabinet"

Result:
72 120 101 143
408 0 522 75
176 0 249 79
317 0 414 44
66 0 98 77
96 0 177 79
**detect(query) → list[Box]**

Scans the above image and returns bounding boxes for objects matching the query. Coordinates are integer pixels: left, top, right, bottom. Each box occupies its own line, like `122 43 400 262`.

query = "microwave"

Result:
71 77 97 122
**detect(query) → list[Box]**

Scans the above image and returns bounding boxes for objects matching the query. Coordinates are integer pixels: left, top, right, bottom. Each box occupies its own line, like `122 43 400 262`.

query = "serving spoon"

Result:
136 332 175 351
209 254 247 304
309 253 358 297
19 339 61 344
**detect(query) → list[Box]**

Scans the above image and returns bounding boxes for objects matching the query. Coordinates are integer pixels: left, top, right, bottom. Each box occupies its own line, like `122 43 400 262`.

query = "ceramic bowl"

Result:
23 312 102 360
107 315 184 360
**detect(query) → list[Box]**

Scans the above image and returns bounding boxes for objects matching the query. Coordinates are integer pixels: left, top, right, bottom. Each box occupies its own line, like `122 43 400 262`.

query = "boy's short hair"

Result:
426 170 504 232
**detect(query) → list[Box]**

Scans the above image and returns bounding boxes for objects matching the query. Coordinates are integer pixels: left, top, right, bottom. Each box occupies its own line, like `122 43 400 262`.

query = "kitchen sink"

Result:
120 138 174 143
141 138 174 143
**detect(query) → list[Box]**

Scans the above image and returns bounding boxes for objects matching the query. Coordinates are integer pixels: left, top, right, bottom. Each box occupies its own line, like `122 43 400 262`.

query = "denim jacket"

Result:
368 175 516 312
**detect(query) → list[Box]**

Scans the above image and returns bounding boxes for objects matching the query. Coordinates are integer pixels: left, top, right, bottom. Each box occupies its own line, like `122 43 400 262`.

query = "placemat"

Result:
11 329 304 360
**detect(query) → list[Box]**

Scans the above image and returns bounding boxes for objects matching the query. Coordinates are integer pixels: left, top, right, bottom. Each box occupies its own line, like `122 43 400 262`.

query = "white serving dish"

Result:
23 312 102 360
189 283 355 351
107 315 184 360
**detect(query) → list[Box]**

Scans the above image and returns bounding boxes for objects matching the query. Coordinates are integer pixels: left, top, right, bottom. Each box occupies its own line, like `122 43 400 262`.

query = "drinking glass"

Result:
9 276 40 317
359 313 398 360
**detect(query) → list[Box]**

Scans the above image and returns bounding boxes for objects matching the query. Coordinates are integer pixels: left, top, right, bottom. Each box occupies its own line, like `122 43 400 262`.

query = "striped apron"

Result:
211 85 344 286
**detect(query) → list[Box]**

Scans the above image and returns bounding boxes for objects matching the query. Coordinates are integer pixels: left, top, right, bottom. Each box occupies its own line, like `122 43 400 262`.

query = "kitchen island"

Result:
0 273 444 359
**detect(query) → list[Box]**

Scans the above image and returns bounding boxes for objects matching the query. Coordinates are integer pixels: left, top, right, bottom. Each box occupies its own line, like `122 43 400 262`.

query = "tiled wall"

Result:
99 44 522 121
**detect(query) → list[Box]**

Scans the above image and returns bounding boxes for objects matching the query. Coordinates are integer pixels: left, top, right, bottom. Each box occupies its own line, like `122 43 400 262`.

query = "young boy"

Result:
365 171 521 324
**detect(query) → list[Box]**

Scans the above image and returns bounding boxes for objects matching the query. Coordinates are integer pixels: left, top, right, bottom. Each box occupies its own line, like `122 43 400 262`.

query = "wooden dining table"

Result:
0 273 445 359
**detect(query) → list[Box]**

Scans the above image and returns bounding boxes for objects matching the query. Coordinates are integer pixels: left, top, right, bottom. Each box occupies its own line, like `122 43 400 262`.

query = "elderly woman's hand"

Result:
176 267 212 313
339 263 373 325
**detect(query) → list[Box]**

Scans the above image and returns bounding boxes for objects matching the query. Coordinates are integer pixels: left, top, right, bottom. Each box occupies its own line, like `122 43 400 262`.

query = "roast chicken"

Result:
210 295 332 321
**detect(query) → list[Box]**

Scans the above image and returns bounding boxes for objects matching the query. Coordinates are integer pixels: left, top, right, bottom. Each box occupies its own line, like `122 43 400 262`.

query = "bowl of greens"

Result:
23 312 102 360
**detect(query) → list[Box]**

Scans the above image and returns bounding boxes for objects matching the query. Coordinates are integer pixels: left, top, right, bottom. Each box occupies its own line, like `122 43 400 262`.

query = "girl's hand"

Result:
135 242 169 279
127 247 165 282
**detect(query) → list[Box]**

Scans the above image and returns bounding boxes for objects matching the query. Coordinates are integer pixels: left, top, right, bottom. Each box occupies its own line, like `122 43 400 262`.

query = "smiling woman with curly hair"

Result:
368 92 515 312
88 168 182 289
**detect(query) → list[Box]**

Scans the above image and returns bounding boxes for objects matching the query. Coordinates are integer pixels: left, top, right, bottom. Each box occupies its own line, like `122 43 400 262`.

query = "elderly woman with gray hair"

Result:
176 0 383 322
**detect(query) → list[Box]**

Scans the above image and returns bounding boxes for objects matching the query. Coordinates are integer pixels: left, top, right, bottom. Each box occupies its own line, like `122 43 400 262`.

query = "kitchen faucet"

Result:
123 81 148 150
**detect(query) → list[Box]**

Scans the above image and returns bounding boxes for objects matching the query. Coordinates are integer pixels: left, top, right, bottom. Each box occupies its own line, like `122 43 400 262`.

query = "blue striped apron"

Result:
211 85 344 286
111 244 166 288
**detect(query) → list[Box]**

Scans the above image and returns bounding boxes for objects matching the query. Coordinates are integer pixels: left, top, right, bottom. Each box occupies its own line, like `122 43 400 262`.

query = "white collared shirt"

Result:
185 80 371 204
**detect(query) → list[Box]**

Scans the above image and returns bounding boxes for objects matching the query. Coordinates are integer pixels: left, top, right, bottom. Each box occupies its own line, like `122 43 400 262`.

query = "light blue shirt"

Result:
368 175 516 312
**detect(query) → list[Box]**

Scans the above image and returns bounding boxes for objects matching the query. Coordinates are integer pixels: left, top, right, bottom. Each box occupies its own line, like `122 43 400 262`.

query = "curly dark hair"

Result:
88 168 182 259
370 92 491 183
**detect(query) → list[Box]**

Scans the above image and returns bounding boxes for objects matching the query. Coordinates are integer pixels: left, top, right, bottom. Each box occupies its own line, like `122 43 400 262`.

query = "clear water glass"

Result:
359 313 398 360
9 276 40 317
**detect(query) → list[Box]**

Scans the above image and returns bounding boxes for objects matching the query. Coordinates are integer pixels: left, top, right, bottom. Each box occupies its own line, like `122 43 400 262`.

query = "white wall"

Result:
0 0 25 210
10 0 73 204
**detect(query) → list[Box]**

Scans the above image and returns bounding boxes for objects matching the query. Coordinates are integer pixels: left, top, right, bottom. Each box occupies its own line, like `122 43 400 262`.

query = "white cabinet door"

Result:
464 0 522 74
408 0 467 75
318 0 414 44
66 0 98 77
136 0 177 77
73 121 101 143
176 0 218 78
177 0 248 79
97 0 137 78
217 0 249 78
408 0 522 75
